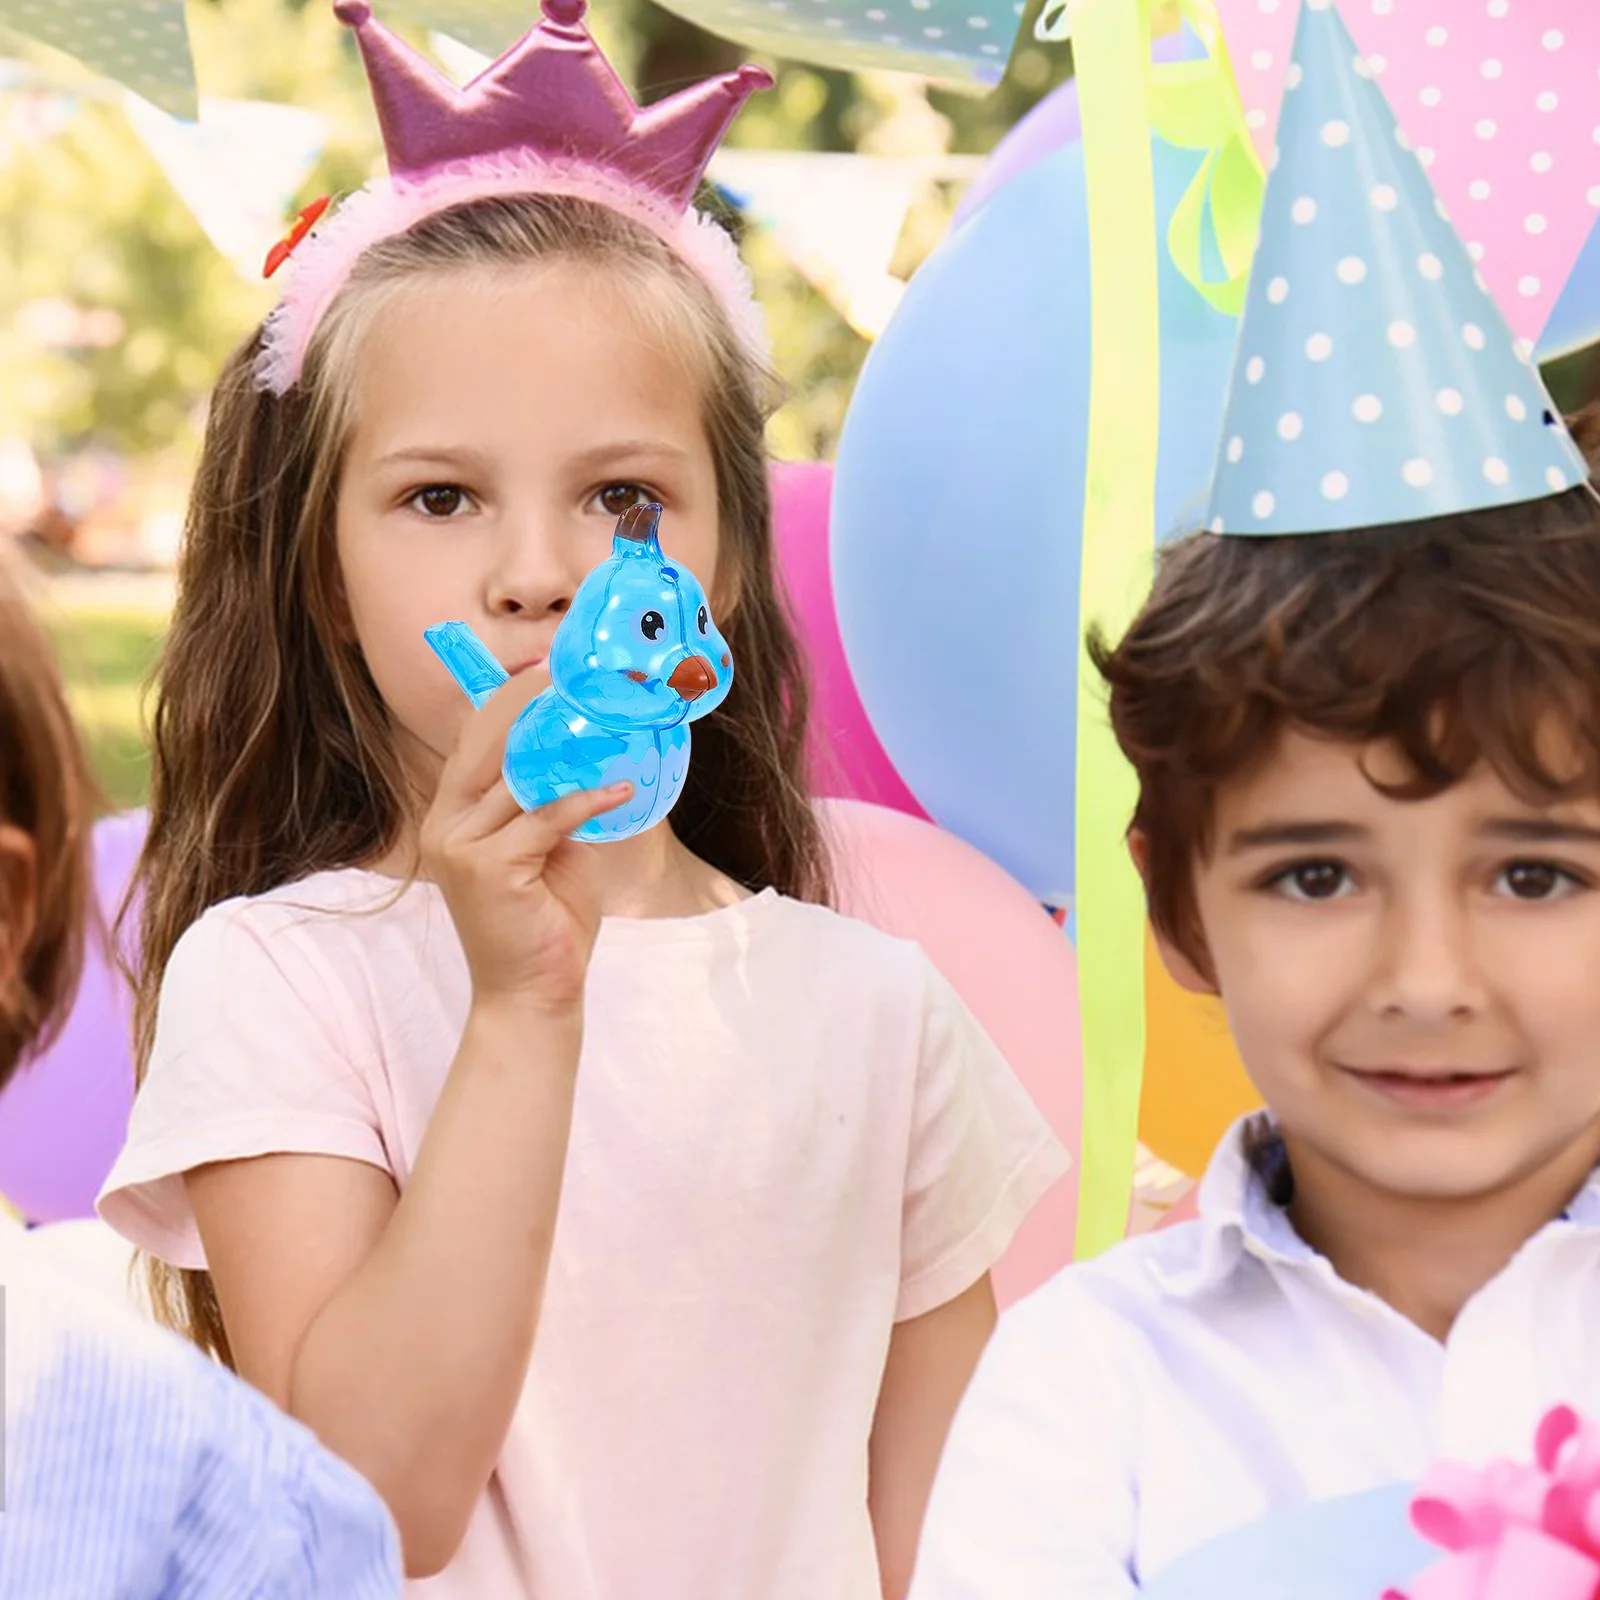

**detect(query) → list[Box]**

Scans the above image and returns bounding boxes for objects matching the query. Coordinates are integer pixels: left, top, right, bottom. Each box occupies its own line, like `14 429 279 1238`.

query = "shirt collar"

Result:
1152 1113 1600 1298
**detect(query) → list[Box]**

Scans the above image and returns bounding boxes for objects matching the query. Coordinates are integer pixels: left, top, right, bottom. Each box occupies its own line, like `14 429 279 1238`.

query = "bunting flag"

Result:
0 0 196 118
121 93 329 281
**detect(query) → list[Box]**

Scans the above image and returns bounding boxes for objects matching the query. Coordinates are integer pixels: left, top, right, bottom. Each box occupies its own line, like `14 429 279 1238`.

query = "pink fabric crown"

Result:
254 0 773 393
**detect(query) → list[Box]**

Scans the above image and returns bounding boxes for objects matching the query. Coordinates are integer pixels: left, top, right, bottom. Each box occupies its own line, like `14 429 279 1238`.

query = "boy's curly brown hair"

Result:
1091 402 1600 979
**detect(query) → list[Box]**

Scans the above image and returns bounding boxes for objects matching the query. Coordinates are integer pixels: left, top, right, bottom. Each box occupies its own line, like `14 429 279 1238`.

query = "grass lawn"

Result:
44 606 167 812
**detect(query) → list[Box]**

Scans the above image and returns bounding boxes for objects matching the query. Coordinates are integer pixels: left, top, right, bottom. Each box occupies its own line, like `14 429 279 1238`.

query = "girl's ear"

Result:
1127 828 1218 997
0 822 38 1036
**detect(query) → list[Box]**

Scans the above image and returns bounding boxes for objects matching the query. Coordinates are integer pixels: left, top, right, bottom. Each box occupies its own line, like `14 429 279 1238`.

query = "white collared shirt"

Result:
909 1115 1600 1597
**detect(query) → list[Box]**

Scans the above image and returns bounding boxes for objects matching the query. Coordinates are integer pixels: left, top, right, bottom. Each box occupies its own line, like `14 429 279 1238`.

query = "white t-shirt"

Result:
98 871 1070 1599
909 1114 1600 1597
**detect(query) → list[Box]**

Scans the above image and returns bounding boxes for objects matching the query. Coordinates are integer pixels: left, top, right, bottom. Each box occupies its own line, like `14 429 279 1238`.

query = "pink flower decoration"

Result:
1384 1407 1600 1600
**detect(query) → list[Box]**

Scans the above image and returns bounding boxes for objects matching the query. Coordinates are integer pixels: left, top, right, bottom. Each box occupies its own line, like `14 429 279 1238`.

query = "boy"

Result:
0 555 403 1595
909 3 1600 1595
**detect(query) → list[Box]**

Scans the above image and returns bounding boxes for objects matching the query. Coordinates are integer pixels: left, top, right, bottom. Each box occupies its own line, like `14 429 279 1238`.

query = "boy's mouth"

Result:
1339 1065 1517 1111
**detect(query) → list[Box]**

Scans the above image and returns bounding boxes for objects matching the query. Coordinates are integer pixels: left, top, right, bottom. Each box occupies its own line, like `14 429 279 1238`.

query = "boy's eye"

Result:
597 483 649 516
1498 861 1579 901
409 484 472 518
1270 860 1352 902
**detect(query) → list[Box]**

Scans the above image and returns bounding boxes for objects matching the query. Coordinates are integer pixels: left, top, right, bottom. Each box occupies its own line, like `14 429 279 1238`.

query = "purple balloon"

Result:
952 27 1202 229
0 809 146 1223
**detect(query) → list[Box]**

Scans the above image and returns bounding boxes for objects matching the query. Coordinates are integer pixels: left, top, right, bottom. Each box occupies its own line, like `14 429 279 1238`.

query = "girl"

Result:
0 558 401 1595
97 4 1070 1596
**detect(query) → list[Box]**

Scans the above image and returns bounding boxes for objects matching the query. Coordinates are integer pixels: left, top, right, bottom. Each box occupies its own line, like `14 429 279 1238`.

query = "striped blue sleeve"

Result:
0 1260 402 1596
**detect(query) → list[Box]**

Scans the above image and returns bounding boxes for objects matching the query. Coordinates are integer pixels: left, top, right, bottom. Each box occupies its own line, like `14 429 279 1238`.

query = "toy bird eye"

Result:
697 605 709 635
639 611 666 641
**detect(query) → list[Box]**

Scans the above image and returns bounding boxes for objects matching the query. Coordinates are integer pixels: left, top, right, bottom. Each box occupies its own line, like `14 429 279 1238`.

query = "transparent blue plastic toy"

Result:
424 502 734 842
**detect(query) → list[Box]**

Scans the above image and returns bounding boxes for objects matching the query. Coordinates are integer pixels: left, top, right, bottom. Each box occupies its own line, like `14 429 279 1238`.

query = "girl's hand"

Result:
419 672 630 1016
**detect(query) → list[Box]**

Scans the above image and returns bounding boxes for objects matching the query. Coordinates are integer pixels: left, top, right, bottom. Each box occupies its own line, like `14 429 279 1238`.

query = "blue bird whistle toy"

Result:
424 502 733 842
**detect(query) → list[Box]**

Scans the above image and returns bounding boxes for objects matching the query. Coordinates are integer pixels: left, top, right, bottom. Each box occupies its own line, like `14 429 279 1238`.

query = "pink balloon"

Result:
770 462 928 820
0 809 145 1223
818 797 1078 1308
1217 0 1600 344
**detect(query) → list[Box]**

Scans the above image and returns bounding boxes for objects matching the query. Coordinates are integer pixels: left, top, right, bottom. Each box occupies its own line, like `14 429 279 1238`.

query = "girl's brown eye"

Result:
599 484 644 515
416 485 466 517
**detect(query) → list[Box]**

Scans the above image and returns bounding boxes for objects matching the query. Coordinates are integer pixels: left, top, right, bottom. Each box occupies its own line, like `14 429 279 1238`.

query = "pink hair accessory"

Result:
1384 1407 1600 1600
254 0 772 393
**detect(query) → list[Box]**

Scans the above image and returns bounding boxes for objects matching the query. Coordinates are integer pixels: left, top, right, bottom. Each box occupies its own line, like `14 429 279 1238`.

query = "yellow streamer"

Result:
1069 0 1159 1259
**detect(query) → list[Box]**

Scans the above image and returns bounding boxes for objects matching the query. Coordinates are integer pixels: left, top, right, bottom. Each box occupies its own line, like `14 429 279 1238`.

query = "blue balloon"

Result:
426 503 733 842
1538 214 1600 364
831 138 1239 903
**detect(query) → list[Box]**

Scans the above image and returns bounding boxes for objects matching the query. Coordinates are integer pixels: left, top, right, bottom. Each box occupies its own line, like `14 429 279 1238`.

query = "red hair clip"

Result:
263 195 332 279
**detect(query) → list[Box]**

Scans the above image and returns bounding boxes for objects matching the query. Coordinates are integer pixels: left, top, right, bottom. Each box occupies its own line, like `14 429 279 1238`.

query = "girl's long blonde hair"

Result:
130 194 830 1361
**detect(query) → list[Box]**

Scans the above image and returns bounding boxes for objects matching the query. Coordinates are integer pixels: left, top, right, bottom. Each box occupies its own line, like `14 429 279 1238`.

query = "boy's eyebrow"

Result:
1481 817 1600 845
1224 820 1368 855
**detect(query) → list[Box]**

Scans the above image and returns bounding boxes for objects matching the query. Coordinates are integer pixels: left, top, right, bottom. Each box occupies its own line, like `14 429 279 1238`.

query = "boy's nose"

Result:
667 656 717 700
1368 892 1487 1022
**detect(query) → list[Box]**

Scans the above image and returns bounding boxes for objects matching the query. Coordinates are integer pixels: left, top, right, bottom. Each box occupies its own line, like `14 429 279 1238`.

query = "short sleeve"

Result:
907 1279 1140 1599
897 960 1072 1321
98 903 390 1270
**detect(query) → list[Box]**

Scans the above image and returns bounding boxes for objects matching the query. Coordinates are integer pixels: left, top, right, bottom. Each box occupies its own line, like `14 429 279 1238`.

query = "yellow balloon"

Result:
1138 925 1261 1175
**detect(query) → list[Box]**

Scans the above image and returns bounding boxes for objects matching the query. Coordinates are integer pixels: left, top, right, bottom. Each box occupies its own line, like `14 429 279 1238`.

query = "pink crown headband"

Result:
254 0 773 394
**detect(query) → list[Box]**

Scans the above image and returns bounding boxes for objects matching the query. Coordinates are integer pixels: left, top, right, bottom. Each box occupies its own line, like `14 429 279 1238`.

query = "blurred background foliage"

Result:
0 0 1079 467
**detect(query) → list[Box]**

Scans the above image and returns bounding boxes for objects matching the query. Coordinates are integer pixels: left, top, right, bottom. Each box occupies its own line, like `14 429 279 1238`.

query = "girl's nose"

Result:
486 522 583 618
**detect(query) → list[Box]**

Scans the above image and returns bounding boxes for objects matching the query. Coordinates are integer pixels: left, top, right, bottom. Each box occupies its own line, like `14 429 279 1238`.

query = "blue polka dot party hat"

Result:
1205 0 1590 538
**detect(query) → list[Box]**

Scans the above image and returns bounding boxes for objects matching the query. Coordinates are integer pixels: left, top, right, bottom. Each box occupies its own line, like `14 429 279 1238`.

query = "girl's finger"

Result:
442 774 527 848
491 781 634 861
434 666 549 809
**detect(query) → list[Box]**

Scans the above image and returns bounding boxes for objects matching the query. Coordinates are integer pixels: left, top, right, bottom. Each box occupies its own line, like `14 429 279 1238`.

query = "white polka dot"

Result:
1404 459 1435 488
1434 197 1450 222
1475 270 1491 294
1246 356 1265 385
1352 54 1373 79
1286 62 1303 89
1353 394 1383 423
1387 321 1416 349
980 42 999 52
1259 0 1280 9
1589 186 1600 207
1367 53 1388 76
1321 119 1351 148
1538 91 1559 112
1436 389 1464 416
1464 323 1487 349
1322 471 1349 501
1370 0 1391 12
1371 184 1398 211
1548 466 1570 491
1426 25 1447 45
1519 275 1542 297
1247 109 1267 131
1484 458 1509 485
1267 276 1290 304
1469 179 1492 200
1543 28 1564 48
1481 58 1502 79
967 14 989 24
1251 48 1272 69
1476 119 1497 140
1278 412 1304 441
1209 517 1225 534
1504 395 1528 423
1395 127 1413 151
923 26 943 36
1417 253 1443 281
1269 146 1280 171
1336 256 1367 285
1253 491 1276 519
1418 147 1437 168
1292 197 1317 225
1305 334 1333 362
1468 241 1487 262
1525 213 1550 236
1531 151 1553 173
1487 0 1507 14
1420 85 1442 107
1227 436 1245 464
